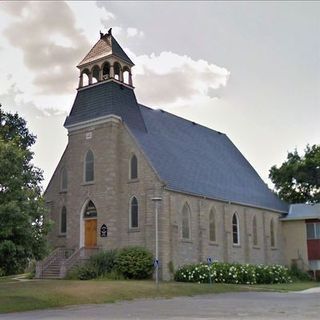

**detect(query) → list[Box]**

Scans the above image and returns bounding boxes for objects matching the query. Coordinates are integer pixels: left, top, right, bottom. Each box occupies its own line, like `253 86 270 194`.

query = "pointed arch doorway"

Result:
83 200 97 247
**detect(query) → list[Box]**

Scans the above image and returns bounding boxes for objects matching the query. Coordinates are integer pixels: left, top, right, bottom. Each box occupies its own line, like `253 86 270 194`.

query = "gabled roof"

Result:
64 81 288 213
131 106 288 213
78 33 134 67
282 203 320 220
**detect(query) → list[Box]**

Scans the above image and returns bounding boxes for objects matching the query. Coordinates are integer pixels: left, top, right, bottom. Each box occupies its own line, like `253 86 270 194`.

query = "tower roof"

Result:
77 29 134 68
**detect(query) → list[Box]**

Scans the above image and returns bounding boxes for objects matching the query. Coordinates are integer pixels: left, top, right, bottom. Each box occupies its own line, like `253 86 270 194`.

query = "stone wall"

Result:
161 191 285 279
45 117 286 281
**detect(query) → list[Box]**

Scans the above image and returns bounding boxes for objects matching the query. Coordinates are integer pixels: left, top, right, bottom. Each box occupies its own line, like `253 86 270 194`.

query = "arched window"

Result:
60 167 68 191
102 62 110 80
84 150 94 182
130 197 138 228
270 218 276 247
209 208 216 242
60 207 67 234
232 212 240 245
92 65 100 83
114 62 121 81
182 203 191 239
130 154 138 179
81 69 90 86
252 215 258 246
123 67 130 84
84 200 97 218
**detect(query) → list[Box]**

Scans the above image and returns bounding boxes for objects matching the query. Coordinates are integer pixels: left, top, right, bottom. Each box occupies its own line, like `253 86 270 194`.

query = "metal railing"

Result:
36 247 74 278
60 247 101 278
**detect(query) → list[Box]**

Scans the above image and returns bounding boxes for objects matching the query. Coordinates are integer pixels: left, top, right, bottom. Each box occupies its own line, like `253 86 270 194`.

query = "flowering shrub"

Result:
174 262 292 284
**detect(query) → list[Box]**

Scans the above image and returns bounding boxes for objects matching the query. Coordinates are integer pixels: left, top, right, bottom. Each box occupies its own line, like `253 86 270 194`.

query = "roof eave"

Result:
164 186 288 214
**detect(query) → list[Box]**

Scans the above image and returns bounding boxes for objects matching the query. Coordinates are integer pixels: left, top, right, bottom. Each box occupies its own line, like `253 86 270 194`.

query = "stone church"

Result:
40 30 289 279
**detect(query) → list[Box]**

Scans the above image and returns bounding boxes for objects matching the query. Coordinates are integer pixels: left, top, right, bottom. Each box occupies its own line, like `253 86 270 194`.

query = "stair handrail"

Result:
36 247 63 278
60 247 101 278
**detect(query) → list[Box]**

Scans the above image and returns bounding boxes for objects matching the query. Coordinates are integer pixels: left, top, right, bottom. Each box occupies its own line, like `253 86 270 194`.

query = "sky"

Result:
0 1 319 190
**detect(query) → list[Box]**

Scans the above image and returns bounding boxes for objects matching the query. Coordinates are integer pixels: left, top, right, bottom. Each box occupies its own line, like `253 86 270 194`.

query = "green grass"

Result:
248 281 319 292
0 277 318 314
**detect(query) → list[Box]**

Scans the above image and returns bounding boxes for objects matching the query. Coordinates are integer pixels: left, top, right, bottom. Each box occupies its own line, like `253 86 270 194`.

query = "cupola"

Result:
77 28 134 89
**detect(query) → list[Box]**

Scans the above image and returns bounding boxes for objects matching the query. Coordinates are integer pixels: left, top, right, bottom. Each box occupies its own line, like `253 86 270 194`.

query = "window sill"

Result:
253 245 260 250
271 246 278 251
128 179 139 184
58 234 66 238
128 228 140 233
81 181 95 186
209 241 219 246
232 243 241 248
59 190 67 194
181 239 193 244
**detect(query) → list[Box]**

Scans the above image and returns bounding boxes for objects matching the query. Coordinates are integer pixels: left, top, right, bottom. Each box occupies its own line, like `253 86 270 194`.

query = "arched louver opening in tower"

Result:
113 62 121 81
102 62 110 80
92 65 100 83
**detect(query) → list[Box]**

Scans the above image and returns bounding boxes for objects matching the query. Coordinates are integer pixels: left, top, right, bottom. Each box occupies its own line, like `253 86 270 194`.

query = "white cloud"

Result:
1 1 90 95
128 50 230 107
127 27 144 38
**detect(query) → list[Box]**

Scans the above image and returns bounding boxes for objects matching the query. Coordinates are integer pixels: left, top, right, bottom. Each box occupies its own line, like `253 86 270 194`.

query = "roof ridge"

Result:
138 103 226 136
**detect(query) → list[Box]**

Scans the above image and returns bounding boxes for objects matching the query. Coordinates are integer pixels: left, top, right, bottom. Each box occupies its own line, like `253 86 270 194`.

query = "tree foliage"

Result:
269 144 320 204
0 106 50 275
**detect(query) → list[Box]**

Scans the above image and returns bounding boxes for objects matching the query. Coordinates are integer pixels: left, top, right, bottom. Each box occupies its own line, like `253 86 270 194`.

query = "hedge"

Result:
174 262 292 284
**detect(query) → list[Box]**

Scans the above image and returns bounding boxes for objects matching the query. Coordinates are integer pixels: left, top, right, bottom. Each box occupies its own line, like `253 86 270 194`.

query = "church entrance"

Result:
83 200 98 248
85 219 97 247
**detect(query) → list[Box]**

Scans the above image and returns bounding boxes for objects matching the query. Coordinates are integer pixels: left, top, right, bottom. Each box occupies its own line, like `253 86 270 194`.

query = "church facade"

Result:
44 30 288 279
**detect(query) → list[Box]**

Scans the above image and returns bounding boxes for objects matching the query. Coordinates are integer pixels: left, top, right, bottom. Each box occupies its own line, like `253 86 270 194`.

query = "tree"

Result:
269 144 320 204
0 106 50 275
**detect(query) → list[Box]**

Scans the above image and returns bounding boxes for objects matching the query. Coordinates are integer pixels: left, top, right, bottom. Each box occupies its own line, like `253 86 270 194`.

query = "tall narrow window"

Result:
130 154 138 179
270 218 276 247
60 167 68 191
232 213 240 245
252 215 258 246
60 207 67 234
130 197 138 228
85 150 94 182
182 203 191 239
209 208 216 242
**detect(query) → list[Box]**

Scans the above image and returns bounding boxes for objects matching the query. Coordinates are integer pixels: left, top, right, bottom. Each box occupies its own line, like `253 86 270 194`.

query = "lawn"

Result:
0 277 318 313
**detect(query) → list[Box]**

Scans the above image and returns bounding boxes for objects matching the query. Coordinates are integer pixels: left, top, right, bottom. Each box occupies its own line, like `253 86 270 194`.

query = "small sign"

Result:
207 257 212 264
154 259 159 268
100 224 108 237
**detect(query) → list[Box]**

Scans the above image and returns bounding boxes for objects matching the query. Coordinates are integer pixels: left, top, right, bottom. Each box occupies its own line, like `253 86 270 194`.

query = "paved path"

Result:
1 291 320 320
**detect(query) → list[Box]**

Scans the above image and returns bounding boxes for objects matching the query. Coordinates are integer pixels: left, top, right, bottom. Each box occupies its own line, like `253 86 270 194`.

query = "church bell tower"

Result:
77 28 134 89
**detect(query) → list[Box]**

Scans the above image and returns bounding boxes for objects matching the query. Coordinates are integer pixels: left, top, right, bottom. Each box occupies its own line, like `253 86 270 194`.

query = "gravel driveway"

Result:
1 290 320 320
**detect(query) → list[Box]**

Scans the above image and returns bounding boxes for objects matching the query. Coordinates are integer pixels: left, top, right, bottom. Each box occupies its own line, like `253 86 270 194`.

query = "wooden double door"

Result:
85 219 97 247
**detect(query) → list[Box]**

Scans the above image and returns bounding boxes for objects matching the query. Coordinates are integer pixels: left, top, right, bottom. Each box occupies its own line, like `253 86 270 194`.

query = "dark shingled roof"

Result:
64 81 146 132
65 81 288 213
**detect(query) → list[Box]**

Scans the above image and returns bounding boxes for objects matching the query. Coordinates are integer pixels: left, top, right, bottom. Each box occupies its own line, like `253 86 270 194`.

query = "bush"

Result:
289 264 312 281
174 262 292 284
115 247 153 279
74 264 97 280
88 250 118 277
